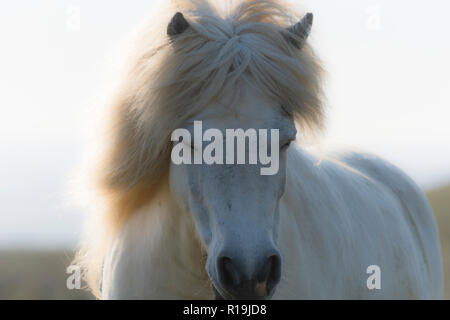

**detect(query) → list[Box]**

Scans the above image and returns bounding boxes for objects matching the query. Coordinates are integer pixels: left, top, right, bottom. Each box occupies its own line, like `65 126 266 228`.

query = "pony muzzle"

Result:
213 250 281 300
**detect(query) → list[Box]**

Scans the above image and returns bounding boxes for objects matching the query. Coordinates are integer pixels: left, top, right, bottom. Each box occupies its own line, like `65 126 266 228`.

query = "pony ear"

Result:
284 13 313 49
167 12 190 38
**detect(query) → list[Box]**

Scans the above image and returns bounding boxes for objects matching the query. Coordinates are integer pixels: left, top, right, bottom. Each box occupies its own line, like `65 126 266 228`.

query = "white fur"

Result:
102 86 443 299
77 0 443 300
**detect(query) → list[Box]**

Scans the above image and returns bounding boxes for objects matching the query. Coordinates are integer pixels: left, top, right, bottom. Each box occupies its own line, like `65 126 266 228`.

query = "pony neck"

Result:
103 176 213 299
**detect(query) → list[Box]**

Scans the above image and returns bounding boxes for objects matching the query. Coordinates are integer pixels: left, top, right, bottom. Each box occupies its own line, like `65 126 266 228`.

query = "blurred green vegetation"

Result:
426 184 450 299
0 184 448 300
0 251 93 300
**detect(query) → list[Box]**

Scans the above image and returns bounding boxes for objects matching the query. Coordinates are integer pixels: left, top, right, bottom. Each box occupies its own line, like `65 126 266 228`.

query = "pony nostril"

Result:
263 254 282 294
216 253 281 299
258 255 273 282
217 256 240 289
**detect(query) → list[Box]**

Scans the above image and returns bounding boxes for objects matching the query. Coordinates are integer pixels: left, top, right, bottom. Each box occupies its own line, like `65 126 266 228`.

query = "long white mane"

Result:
75 0 324 297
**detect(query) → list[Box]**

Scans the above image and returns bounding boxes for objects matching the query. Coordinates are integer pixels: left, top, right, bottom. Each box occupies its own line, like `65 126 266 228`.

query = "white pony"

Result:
76 0 443 299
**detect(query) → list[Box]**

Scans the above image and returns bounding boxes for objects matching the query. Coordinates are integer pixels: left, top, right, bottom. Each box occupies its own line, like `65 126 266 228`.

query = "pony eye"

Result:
180 141 194 150
281 141 292 149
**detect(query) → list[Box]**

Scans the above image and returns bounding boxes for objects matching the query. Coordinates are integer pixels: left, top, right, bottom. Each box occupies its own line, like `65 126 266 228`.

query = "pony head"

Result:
77 0 323 299
165 1 322 299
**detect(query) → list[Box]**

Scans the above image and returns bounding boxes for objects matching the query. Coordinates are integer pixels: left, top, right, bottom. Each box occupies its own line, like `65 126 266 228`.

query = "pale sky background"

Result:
0 0 449 249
